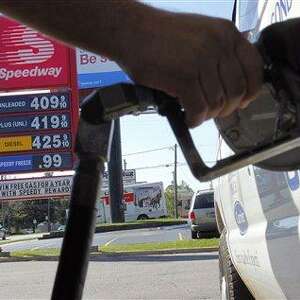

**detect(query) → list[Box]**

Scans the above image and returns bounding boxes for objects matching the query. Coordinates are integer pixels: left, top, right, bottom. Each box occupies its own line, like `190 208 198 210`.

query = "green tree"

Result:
164 181 194 218
1 198 69 233
165 184 175 217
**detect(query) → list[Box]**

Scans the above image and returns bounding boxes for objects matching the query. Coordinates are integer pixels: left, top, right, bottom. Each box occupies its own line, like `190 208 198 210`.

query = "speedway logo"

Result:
0 66 62 80
0 16 70 89
0 24 54 65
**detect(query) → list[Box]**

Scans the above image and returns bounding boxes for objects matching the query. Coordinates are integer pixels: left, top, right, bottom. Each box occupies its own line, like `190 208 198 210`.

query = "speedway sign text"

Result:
0 17 70 90
0 175 73 201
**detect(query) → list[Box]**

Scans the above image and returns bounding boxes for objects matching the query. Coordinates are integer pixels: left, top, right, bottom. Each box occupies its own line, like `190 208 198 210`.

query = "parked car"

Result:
0 225 7 240
57 225 66 232
188 189 217 239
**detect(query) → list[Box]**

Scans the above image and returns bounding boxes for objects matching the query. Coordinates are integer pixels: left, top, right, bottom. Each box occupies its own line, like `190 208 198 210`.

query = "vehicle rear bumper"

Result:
191 224 217 232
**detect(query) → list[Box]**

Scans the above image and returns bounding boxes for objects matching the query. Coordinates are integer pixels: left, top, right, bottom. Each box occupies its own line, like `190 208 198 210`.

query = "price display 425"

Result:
32 133 72 150
0 133 72 153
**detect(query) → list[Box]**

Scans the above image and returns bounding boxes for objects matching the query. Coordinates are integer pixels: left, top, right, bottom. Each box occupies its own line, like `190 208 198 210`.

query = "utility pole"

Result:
108 118 125 223
47 199 51 232
174 144 178 218
123 159 127 170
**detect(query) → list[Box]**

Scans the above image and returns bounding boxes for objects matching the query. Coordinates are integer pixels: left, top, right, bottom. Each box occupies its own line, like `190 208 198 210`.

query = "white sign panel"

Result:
76 49 131 89
0 175 73 201
102 169 136 188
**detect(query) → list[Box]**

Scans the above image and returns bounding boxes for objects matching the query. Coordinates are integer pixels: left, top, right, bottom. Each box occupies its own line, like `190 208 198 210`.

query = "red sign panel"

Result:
123 192 134 203
0 17 70 90
101 192 135 205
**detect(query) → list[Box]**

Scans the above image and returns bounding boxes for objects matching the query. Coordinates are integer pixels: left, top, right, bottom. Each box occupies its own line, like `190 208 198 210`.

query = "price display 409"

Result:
0 92 71 114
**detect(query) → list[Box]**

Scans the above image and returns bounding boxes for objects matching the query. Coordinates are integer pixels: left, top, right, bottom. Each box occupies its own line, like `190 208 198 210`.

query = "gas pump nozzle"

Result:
51 18 300 300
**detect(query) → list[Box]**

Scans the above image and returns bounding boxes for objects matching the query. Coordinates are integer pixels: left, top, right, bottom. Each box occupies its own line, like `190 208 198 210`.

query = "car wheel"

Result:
191 230 198 239
219 230 253 300
137 214 148 220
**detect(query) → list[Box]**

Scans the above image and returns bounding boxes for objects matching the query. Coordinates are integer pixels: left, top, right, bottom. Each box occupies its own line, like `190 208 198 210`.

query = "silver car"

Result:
188 190 217 239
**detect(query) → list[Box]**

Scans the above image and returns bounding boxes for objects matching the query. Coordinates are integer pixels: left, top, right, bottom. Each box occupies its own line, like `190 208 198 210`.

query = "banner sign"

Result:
0 17 70 90
0 91 70 114
0 132 71 153
0 152 72 173
102 169 136 188
0 175 73 201
76 49 130 89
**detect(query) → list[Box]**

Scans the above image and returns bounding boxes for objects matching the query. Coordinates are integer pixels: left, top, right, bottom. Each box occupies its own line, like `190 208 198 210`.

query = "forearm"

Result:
0 0 162 61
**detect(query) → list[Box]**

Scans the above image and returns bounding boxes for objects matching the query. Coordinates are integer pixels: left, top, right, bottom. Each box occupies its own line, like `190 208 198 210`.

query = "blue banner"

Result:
78 71 131 89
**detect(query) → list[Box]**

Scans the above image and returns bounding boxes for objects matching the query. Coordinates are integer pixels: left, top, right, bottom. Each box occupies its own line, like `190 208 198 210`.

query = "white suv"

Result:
188 189 217 239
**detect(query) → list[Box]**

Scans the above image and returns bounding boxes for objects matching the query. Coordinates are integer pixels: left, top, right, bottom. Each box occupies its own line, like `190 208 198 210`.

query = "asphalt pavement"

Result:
0 252 219 299
2 224 191 252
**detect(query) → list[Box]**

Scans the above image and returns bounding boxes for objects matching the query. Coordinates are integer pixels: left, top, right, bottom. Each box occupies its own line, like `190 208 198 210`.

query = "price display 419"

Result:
0 113 71 134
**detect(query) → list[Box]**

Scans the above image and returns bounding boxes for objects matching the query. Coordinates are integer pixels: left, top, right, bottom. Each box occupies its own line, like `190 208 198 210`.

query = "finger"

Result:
179 82 209 128
198 60 225 119
236 39 264 104
218 54 247 117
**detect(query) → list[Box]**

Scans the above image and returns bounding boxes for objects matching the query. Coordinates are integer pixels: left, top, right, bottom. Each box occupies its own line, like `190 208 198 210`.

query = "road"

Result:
0 252 219 299
2 224 191 252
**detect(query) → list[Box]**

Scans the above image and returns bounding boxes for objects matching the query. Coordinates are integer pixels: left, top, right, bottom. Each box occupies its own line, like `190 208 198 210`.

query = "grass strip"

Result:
100 239 219 253
12 248 60 258
96 218 186 228
10 239 219 258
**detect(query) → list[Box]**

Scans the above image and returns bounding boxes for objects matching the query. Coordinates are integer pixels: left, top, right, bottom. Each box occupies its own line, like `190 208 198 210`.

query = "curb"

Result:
39 221 187 240
99 247 219 256
0 247 219 263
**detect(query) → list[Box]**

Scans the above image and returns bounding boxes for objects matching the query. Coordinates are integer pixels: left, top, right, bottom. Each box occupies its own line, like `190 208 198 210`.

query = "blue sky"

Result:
121 1 235 191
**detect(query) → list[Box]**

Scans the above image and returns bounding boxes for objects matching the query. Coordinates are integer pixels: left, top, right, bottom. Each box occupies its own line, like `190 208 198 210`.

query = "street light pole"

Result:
108 118 125 223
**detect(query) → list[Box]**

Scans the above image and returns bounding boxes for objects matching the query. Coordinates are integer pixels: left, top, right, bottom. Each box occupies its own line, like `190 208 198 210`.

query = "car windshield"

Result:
194 193 214 209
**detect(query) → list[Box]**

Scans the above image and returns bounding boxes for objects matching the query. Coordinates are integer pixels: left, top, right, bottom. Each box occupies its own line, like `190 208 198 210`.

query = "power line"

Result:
133 162 186 171
131 161 216 171
123 146 173 156
123 144 216 157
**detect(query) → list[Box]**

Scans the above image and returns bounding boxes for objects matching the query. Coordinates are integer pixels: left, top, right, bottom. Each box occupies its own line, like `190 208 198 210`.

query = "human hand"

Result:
118 13 263 127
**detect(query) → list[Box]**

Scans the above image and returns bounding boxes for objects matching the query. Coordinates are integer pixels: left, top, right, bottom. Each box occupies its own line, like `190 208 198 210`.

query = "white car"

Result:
214 1 300 299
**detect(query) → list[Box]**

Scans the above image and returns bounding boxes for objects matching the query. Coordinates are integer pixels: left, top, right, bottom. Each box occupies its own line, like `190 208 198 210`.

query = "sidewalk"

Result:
0 232 43 245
